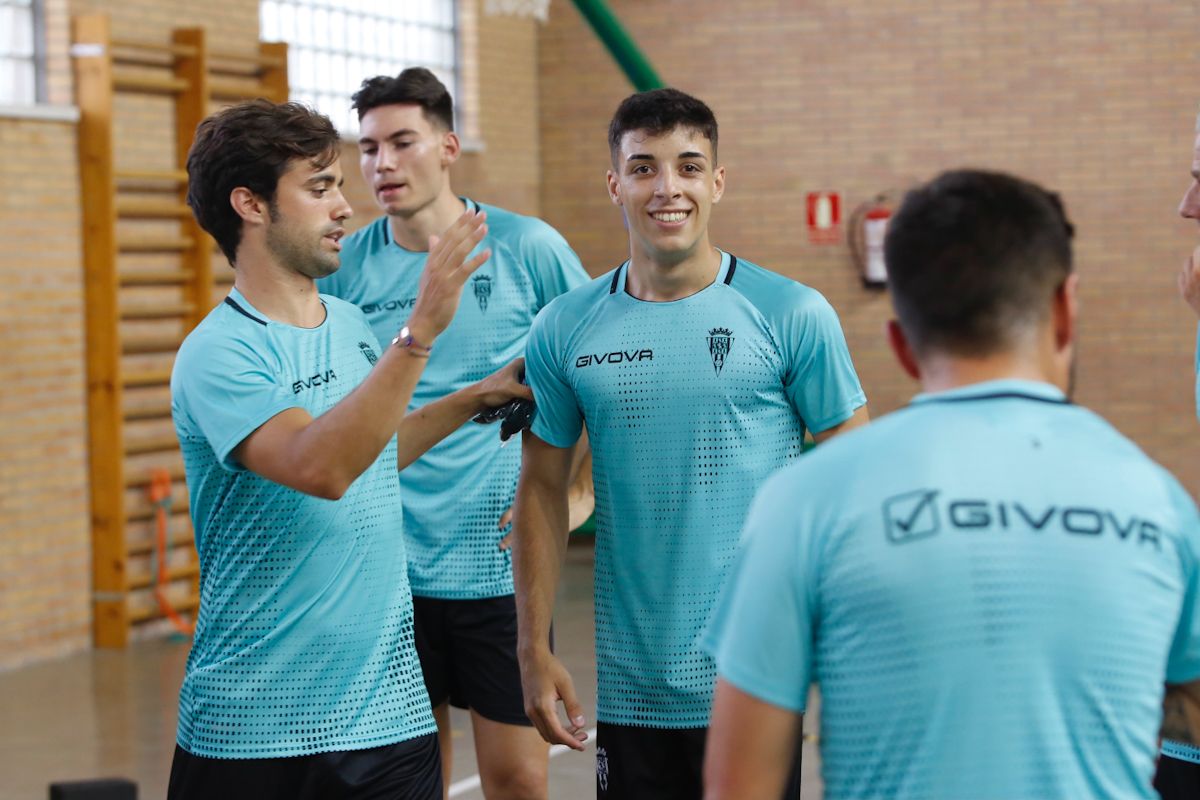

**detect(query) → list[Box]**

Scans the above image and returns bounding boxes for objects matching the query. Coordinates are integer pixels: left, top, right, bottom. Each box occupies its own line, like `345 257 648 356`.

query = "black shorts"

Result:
1155 752 1200 800
594 721 803 800
411 594 537 727
166 734 441 800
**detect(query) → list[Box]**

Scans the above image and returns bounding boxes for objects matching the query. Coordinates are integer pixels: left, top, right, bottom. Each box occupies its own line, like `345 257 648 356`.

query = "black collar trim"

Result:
224 296 268 326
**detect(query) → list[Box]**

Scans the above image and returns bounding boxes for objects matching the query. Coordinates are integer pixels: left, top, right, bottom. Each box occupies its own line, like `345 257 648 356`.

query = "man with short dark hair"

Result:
513 87 868 798
704 169 1200 799
318 68 592 799
168 99 530 800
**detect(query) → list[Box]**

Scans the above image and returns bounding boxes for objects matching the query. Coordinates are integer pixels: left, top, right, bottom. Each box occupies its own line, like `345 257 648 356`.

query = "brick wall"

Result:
538 0 1200 491
0 117 89 671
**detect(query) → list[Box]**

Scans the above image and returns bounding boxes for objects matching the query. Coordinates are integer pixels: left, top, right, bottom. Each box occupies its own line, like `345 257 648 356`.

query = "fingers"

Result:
498 531 514 551
428 210 488 273
558 679 590 748
523 661 589 750
498 507 514 530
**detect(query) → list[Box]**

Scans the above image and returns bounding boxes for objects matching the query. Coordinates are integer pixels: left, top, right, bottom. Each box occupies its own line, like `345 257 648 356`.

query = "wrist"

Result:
391 324 435 358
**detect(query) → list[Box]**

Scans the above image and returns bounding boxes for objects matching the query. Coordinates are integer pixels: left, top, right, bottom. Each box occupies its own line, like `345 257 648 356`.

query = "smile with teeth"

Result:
652 211 689 223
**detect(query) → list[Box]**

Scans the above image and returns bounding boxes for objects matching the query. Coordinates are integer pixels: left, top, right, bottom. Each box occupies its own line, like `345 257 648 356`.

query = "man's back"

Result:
709 380 1200 799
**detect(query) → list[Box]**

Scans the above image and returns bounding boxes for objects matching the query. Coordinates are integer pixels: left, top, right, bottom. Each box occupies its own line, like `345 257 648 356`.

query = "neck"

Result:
625 237 722 302
231 243 326 328
387 189 466 252
916 342 1067 396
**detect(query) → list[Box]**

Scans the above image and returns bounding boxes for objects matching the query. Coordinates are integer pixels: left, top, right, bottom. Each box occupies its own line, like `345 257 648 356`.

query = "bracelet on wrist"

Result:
391 325 433 358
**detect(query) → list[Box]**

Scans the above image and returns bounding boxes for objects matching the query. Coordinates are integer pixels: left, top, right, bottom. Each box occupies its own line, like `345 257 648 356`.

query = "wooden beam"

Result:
117 234 194 252
113 70 189 94
121 367 172 387
119 269 193 287
174 27 211 332
74 12 129 649
120 302 193 320
258 41 289 102
115 198 192 218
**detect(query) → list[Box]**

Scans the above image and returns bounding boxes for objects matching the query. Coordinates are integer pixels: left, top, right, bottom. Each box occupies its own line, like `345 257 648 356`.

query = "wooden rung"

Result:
127 502 191 526
128 534 195 558
126 463 186 489
118 234 194 253
209 76 269 100
116 169 188 185
124 397 173 421
122 333 184 355
128 592 199 624
112 38 200 58
210 49 286 69
128 563 200 592
122 368 173 388
125 433 181 456
121 302 193 321
116 198 192 219
114 70 190 94
120 269 193 287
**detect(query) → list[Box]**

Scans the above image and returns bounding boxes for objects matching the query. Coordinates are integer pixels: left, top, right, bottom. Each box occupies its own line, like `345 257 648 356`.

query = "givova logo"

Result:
363 297 416 314
575 349 653 368
883 489 1162 550
292 369 337 394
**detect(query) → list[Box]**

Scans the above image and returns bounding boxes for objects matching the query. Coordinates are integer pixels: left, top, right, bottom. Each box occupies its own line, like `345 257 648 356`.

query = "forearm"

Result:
513 468 570 656
395 383 487 470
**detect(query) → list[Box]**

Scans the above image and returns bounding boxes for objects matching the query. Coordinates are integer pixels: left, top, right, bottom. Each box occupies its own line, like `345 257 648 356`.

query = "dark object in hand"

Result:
473 398 535 442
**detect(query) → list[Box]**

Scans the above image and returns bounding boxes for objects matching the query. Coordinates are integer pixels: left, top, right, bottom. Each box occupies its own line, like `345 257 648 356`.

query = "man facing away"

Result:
513 87 869 799
705 169 1200 800
318 67 593 800
167 99 531 800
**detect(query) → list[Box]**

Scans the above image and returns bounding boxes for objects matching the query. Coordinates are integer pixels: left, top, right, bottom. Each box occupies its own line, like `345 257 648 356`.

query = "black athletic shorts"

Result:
594 721 803 799
411 593 536 727
1155 752 1200 800
166 734 441 800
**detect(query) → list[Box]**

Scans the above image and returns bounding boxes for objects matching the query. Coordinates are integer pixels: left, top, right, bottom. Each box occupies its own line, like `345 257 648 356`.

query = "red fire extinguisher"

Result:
849 194 895 289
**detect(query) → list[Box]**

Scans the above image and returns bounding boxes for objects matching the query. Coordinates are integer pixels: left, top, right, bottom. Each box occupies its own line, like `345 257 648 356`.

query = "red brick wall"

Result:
538 0 1200 491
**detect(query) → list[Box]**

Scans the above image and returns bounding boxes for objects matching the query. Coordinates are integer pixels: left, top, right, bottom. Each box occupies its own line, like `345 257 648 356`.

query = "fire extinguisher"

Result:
848 194 895 289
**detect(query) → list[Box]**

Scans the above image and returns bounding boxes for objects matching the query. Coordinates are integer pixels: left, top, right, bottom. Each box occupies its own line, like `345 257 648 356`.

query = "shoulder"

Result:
173 302 269 389
530 269 616 338
476 201 572 253
725 255 835 320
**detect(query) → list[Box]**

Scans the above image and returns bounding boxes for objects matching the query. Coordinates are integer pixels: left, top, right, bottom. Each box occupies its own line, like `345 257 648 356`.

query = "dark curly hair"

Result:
351 67 454 129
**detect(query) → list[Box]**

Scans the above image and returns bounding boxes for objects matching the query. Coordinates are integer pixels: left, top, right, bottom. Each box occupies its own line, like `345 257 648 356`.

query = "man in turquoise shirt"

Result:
705 169 1200 799
318 68 592 799
169 100 529 800
514 88 868 799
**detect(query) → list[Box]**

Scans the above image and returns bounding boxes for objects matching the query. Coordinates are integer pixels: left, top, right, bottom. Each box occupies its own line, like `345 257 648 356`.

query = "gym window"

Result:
259 0 459 136
0 0 44 104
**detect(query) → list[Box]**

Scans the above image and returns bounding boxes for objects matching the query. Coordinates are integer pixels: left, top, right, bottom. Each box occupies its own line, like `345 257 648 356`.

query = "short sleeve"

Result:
1166 480 1200 684
780 292 866 433
525 304 584 448
172 335 300 471
521 224 590 311
704 471 815 712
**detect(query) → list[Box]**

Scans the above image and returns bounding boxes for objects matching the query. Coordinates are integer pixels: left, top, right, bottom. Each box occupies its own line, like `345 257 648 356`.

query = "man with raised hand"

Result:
319 68 593 800
514 88 868 799
167 99 529 800
705 169 1200 800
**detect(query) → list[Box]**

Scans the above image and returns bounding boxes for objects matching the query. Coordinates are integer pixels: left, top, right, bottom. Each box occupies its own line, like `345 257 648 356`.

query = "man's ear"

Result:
230 187 268 225
606 170 622 207
1053 272 1079 353
712 164 726 204
441 129 461 168
886 319 921 380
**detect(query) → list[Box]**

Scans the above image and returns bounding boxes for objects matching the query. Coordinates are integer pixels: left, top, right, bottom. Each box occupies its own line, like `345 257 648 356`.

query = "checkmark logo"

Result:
883 489 940 544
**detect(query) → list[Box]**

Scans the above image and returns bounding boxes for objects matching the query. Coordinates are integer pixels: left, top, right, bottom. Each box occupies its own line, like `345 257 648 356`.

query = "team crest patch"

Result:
596 746 609 791
473 274 493 312
707 327 734 375
358 341 378 366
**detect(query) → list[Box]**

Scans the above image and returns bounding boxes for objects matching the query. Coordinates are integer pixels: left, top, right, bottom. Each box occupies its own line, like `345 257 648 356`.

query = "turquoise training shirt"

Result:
170 288 435 758
320 200 587 599
525 251 866 727
707 380 1200 799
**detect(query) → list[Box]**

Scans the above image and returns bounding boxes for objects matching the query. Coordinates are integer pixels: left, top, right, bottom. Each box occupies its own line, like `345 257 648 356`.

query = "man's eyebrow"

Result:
305 172 338 187
358 129 418 146
679 151 708 160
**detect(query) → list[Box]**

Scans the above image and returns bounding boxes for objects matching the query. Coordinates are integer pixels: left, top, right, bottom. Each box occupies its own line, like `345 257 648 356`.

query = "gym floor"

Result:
0 539 824 799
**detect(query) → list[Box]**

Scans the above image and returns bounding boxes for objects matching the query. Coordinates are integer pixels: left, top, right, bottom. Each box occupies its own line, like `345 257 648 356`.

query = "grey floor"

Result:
0 539 822 799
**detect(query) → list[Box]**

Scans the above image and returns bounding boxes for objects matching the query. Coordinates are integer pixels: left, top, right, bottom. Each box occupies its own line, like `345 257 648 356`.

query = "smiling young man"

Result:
167 100 532 800
512 88 868 799
317 69 592 800
704 170 1200 800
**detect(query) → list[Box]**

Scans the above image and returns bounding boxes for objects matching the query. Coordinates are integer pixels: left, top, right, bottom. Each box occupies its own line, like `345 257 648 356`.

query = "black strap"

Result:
608 263 624 294
223 296 267 326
